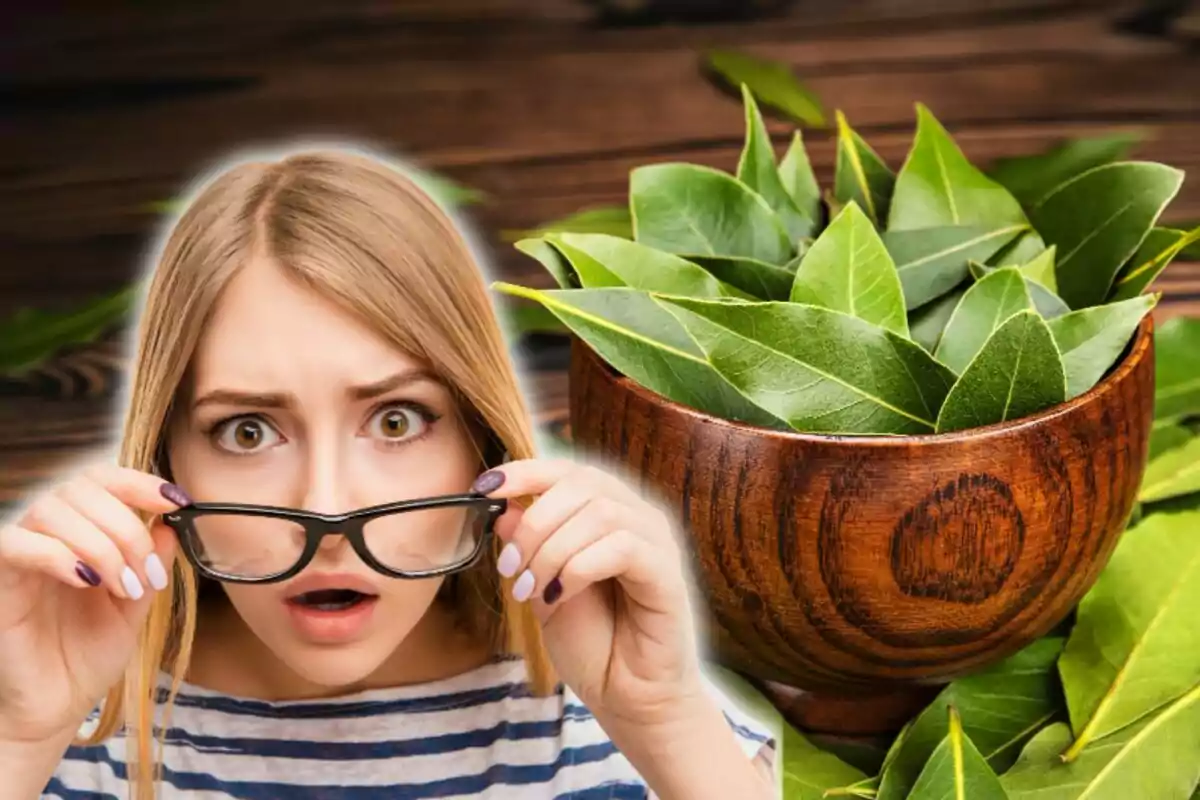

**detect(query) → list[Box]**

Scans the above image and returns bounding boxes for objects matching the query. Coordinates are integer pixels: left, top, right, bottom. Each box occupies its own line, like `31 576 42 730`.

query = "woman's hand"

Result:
472 457 709 729
0 463 187 745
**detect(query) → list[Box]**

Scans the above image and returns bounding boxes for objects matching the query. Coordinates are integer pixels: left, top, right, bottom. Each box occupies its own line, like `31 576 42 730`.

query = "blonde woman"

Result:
0 148 778 799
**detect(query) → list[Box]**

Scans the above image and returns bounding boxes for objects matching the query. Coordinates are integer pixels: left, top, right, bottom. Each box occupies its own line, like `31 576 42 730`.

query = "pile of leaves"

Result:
705 315 1200 799
496 88 1197 435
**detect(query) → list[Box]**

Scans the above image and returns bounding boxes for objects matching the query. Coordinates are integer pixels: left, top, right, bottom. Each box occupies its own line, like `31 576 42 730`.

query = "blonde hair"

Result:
81 147 557 798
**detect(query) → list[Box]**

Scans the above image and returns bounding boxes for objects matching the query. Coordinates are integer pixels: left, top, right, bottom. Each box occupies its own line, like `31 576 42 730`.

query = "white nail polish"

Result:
497 543 522 578
121 566 145 600
145 554 169 591
512 569 536 603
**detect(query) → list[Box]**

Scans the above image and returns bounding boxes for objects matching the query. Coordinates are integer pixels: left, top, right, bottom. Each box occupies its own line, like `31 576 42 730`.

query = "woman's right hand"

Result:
0 464 189 745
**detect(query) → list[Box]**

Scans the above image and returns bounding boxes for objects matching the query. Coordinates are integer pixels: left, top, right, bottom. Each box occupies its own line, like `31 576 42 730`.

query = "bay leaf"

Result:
889 103 1027 232
834 111 895 227
991 229 1048 270
782 723 872 799
1148 420 1194 460
906 707 1009 800
0 287 137 376
935 266 1033 375
736 85 814 242
779 130 823 228
654 296 957 434
1058 508 1200 757
988 131 1143 209
1048 293 1159 400
1139 437 1200 504
1029 162 1184 309
885 224 1026 309
1016 245 1059 292
1110 226 1200 302
490 282 784 428
543 232 753 299
501 302 569 338
703 49 827 127
515 238 578 289
1155 316 1200 422
909 284 968 354
631 163 793 264
969 258 1070 321
688 255 795 301
876 638 1065 800
1002 688 1200 800
502 205 632 242
790 201 909 336
935 310 1066 433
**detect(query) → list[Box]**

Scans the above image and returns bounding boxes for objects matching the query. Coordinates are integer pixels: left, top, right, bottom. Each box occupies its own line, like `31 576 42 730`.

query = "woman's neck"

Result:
184 593 494 702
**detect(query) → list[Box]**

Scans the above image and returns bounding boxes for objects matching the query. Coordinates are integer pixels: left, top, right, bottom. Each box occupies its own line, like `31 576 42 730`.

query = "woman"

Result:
0 148 778 799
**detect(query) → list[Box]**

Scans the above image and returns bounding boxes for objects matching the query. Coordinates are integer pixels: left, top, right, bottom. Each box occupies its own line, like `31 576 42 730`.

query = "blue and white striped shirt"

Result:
45 654 778 798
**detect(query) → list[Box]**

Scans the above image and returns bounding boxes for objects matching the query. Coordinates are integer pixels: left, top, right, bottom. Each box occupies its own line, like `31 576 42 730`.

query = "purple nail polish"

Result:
75 561 102 587
160 482 192 507
471 470 505 494
543 577 563 605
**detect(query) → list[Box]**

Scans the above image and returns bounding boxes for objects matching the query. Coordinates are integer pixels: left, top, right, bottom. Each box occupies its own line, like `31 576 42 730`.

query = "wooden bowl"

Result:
568 316 1155 695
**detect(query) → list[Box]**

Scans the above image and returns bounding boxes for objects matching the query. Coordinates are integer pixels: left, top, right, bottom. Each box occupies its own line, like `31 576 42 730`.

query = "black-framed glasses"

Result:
162 494 508 584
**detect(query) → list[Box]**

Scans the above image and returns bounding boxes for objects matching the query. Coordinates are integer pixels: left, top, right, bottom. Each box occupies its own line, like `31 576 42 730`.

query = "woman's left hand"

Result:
472 457 708 729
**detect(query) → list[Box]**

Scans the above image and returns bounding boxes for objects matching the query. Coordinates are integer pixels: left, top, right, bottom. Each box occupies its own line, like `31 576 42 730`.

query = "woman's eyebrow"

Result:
191 369 445 411
348 368 444 401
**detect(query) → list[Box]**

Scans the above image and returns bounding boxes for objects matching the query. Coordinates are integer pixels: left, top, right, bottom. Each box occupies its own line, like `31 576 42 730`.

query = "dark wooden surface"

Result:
2 0 1198 493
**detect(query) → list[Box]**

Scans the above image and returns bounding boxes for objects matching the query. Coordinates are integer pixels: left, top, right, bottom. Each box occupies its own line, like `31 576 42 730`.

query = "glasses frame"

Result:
162 493 508 584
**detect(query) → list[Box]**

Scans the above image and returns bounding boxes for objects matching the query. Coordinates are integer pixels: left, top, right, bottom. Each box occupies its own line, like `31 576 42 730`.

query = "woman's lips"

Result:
285 591 380 643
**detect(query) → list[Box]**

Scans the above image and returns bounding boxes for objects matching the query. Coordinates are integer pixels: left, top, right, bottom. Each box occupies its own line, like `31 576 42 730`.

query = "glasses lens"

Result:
362 502 488 573
189 513 307 579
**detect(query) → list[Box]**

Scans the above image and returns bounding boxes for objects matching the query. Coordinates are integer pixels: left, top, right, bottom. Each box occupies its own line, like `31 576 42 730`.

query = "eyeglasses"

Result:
162 494 508 584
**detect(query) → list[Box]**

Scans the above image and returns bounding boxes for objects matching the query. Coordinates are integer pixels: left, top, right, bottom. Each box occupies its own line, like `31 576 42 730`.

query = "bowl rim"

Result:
572 314 1155 448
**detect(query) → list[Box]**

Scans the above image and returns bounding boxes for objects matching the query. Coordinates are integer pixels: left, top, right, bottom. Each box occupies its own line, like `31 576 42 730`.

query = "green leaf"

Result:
1059 508 1200 758
688 255 795 301
991 229 1048 270
1029 162 1184 309
736 85 815 242
779 130 823 228
782 723 872 799
889 103 1028 232
515 239 579 289
1048 293 1158 400
409 169 487 208
654 296 957 434
885 224 1026 310
790 202 909 336
988 132 1143 209
502 205 633 242
1110 226 1200 302
935 310 1066 433
834 111 895 227
968 255 1071 321
0 287 137 375
935 266 1034 375
1002 688 1200 800
1155 316 1200 421
1148 421 1194 460
500 302 569 338
909 284 968 354
703 49 827 127
1015 245 1059 292
876 638 1064 800
1139 438 1200 504
631 163 793 264
491 283 785 428
542 233 752 298
905 707 1009 800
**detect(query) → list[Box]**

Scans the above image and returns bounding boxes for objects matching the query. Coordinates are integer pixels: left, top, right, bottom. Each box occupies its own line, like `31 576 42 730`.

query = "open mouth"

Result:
288 589 378 612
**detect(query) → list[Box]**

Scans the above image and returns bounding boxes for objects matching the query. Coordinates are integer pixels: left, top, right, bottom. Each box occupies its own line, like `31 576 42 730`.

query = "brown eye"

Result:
368 404 433 446
214 417 280 454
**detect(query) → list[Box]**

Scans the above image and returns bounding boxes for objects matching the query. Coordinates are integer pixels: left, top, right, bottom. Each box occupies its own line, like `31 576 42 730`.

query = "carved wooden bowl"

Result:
567 316 1155 696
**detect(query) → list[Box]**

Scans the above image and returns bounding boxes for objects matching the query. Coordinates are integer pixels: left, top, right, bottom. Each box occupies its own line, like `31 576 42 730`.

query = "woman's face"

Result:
167 257 485 688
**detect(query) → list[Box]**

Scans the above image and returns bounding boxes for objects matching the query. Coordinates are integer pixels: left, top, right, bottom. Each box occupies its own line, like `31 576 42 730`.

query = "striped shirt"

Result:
45 655 778 799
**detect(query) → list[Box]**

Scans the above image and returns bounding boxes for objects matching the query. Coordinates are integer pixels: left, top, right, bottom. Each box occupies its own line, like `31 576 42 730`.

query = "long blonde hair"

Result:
81 147 557 799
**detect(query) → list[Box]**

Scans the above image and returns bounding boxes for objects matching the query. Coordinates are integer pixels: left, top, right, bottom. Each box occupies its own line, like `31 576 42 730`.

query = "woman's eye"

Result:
368 404 433 445
214 417 281 454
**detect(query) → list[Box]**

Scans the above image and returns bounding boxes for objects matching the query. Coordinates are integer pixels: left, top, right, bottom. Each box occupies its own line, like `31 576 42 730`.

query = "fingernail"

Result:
497 542 522 578
471 470 505 494
145 553 169 591
75 561 101 587
543 577 563 605
512 569 535 603
121 566 145 600
160 482 192 507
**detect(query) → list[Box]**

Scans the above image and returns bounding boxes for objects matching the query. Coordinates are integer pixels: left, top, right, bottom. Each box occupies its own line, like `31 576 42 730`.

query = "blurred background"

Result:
2 0 1198 508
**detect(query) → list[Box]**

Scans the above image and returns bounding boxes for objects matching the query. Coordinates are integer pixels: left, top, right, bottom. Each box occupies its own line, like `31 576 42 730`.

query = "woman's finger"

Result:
76 463 190 517
58 476 167 592
0 523 101 590
117 519 179 626
20 494 144 600
476 458 643 508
